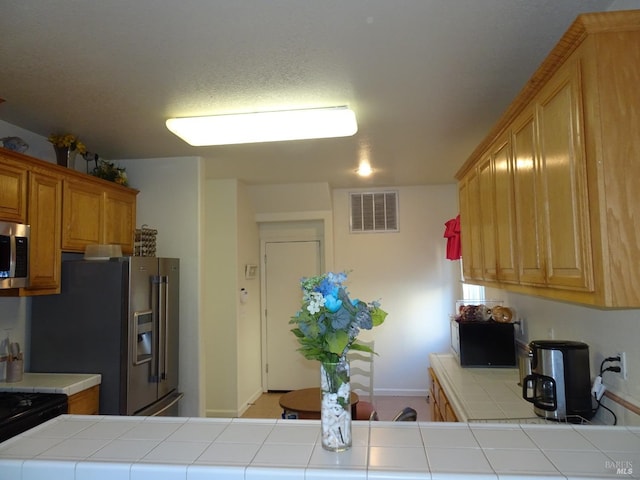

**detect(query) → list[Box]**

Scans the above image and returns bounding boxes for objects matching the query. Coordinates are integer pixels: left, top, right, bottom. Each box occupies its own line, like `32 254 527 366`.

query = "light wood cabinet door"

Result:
428 368 458 423
512 109 546 286
26 171 62 293
536 61 593 292
104 188 136 254
62 180 104 251
0 158 27 223
444 402 458 422
478 155 497 281
62 180 137 253
459 170 483 281
493 137 519 283
67 385 100 415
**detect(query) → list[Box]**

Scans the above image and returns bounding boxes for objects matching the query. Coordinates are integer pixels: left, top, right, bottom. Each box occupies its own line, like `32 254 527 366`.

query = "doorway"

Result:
264 240 321 391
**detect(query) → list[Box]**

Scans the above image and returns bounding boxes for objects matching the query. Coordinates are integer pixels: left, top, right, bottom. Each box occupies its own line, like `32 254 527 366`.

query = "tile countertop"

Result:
0 415 639 480
0 373 101 396
430 353 541 422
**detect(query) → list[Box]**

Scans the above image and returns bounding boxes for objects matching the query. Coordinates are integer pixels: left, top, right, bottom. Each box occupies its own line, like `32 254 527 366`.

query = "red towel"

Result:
444 215 461 260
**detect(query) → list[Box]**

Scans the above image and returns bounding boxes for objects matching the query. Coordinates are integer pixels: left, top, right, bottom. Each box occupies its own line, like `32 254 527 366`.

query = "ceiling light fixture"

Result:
166 106 357 146
355 162 373 177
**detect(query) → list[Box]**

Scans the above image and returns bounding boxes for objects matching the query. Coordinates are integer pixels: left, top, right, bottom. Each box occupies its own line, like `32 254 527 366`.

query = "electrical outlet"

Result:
618 352 628 380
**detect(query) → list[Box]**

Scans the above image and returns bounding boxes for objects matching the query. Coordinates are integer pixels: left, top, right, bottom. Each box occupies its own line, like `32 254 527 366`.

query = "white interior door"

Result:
265 240 321 391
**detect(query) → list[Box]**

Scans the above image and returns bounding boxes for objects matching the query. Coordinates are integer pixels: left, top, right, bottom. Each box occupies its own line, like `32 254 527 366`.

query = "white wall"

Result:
119 156 203 417
203 179 239 417
0 120 58 165
202 179 262 417
235 181 262 413
332 185 461 395
609 0 640 10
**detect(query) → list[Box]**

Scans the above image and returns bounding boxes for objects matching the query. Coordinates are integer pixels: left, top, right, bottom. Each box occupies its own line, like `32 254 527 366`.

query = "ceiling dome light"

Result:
356 162 373 177
166 106 357 146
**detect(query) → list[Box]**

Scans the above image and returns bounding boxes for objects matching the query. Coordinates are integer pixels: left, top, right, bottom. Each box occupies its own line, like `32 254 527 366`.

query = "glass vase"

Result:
320 356 352 451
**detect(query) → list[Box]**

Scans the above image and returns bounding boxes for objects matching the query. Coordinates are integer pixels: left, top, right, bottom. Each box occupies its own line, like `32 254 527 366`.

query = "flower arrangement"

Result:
91 158 128 186
47 133 86 154
290 271 387 363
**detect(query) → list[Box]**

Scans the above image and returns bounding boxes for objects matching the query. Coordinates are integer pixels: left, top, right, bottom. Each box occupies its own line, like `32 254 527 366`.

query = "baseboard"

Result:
375 388 429 397
204 408 238 418
237 388 265 417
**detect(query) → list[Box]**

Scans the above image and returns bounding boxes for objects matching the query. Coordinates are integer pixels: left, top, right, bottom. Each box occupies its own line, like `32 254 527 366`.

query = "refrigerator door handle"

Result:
151 275 161 384
157 275 169 381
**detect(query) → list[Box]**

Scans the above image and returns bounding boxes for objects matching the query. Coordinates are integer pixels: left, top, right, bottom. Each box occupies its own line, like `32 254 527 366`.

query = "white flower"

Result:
306 292 326 314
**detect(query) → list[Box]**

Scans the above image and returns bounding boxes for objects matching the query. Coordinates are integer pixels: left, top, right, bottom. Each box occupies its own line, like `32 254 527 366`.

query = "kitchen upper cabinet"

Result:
26 170 62 294
459 136 518 284
512 109 546 286
458 169 483 281
478 155 497 281
0 149 138 296
104 188 136 252
492 136 519 283
456 10 640 307
62 179 136 254
536 62 593 292
0 154 27 223
62 180 104 251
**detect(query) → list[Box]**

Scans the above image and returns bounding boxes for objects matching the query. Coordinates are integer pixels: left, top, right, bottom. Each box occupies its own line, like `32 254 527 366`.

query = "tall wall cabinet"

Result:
456 10 640 308
0 149 137 296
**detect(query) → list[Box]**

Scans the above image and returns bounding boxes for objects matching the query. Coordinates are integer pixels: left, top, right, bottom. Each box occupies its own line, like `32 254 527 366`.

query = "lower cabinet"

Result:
67 385 100 415
428 368 458 422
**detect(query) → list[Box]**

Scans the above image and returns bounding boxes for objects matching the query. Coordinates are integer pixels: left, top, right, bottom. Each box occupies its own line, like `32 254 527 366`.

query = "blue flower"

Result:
331 308 351 330
324 293 343 313
317 278 339 298
290 271 387 363
356 309 373 329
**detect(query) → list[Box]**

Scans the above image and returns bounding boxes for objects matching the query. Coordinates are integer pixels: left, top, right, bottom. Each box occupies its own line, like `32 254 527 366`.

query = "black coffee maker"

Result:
522 340 594 422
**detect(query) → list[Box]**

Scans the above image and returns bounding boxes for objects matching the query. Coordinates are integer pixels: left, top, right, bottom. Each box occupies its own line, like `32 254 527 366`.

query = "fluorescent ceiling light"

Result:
166 106 357 146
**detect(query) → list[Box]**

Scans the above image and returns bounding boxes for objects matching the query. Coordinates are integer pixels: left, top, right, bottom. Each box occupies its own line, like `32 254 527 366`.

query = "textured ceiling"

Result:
0 0 616 188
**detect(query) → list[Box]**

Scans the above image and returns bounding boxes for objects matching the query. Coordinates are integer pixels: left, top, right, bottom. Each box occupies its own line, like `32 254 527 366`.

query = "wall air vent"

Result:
350 191 398 233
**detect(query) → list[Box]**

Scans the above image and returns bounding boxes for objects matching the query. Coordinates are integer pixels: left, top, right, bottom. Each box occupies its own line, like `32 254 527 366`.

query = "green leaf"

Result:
291 328 305 338
349 342 374 354
326 330 349 356
371 308 387 327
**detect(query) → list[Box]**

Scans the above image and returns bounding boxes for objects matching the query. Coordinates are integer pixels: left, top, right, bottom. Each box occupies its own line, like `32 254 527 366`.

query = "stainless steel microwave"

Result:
0 221 30 289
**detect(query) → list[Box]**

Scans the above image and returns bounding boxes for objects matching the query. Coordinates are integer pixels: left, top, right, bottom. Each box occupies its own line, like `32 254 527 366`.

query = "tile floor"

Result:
241 393 433 422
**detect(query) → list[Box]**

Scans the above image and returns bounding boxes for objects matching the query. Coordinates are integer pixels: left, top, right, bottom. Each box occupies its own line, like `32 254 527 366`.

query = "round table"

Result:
279 387 359 419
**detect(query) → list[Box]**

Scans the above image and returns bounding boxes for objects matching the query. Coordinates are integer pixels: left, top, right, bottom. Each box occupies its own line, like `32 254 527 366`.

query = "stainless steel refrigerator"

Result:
30 257 182 416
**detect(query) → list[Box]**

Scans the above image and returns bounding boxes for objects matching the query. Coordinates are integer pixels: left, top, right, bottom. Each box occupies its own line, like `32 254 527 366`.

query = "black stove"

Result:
0 392 68 443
